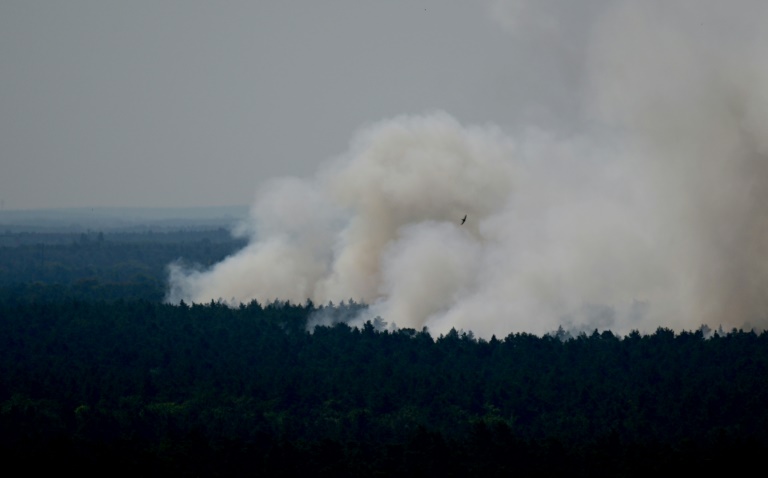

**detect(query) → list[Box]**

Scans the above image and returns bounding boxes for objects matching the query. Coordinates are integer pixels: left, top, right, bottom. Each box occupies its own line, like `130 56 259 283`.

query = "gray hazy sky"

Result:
1 0 597 210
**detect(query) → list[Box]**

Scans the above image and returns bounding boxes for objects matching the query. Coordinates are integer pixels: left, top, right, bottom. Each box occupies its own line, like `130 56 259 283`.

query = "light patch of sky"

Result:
0 0 587 210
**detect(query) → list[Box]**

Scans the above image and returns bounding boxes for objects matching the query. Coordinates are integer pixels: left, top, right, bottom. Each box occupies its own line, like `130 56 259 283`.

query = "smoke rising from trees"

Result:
168 1 768 337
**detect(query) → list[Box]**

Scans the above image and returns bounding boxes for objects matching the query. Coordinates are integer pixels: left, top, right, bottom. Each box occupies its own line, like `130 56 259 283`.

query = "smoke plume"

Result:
168 1 768 337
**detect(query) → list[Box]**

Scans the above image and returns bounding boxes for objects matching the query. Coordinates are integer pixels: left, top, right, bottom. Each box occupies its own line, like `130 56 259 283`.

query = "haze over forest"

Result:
4 1 768 337
3 4 768 472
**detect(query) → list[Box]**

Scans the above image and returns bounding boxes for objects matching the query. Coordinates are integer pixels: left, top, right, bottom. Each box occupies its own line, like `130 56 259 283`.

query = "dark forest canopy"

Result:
1 297 767 475
0 228 247 302
1 228 767 474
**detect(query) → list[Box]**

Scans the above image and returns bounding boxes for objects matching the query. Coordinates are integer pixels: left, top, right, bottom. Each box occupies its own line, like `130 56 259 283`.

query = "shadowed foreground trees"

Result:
1 298 767 475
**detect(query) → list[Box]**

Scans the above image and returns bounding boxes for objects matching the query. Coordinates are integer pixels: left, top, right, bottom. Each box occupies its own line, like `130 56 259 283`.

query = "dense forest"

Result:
0 229 246 302
1 228 767 475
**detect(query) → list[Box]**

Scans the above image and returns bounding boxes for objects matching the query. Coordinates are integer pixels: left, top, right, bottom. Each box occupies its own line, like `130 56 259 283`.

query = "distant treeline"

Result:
1 298 766 475
0 228 242 246
0 228 247 301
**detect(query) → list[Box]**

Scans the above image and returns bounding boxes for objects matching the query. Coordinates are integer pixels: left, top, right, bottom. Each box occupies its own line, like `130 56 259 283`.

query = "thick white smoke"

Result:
168 1 768 337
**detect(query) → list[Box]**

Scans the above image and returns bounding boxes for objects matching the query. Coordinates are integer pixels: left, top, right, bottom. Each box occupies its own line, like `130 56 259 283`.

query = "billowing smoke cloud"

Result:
168 1 768 337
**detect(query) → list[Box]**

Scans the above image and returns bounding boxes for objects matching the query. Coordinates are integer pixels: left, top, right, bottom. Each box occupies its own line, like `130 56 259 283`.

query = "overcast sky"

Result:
1 0 602 210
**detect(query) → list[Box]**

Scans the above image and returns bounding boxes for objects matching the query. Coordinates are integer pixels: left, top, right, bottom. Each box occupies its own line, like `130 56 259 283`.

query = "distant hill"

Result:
0 205 250 233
